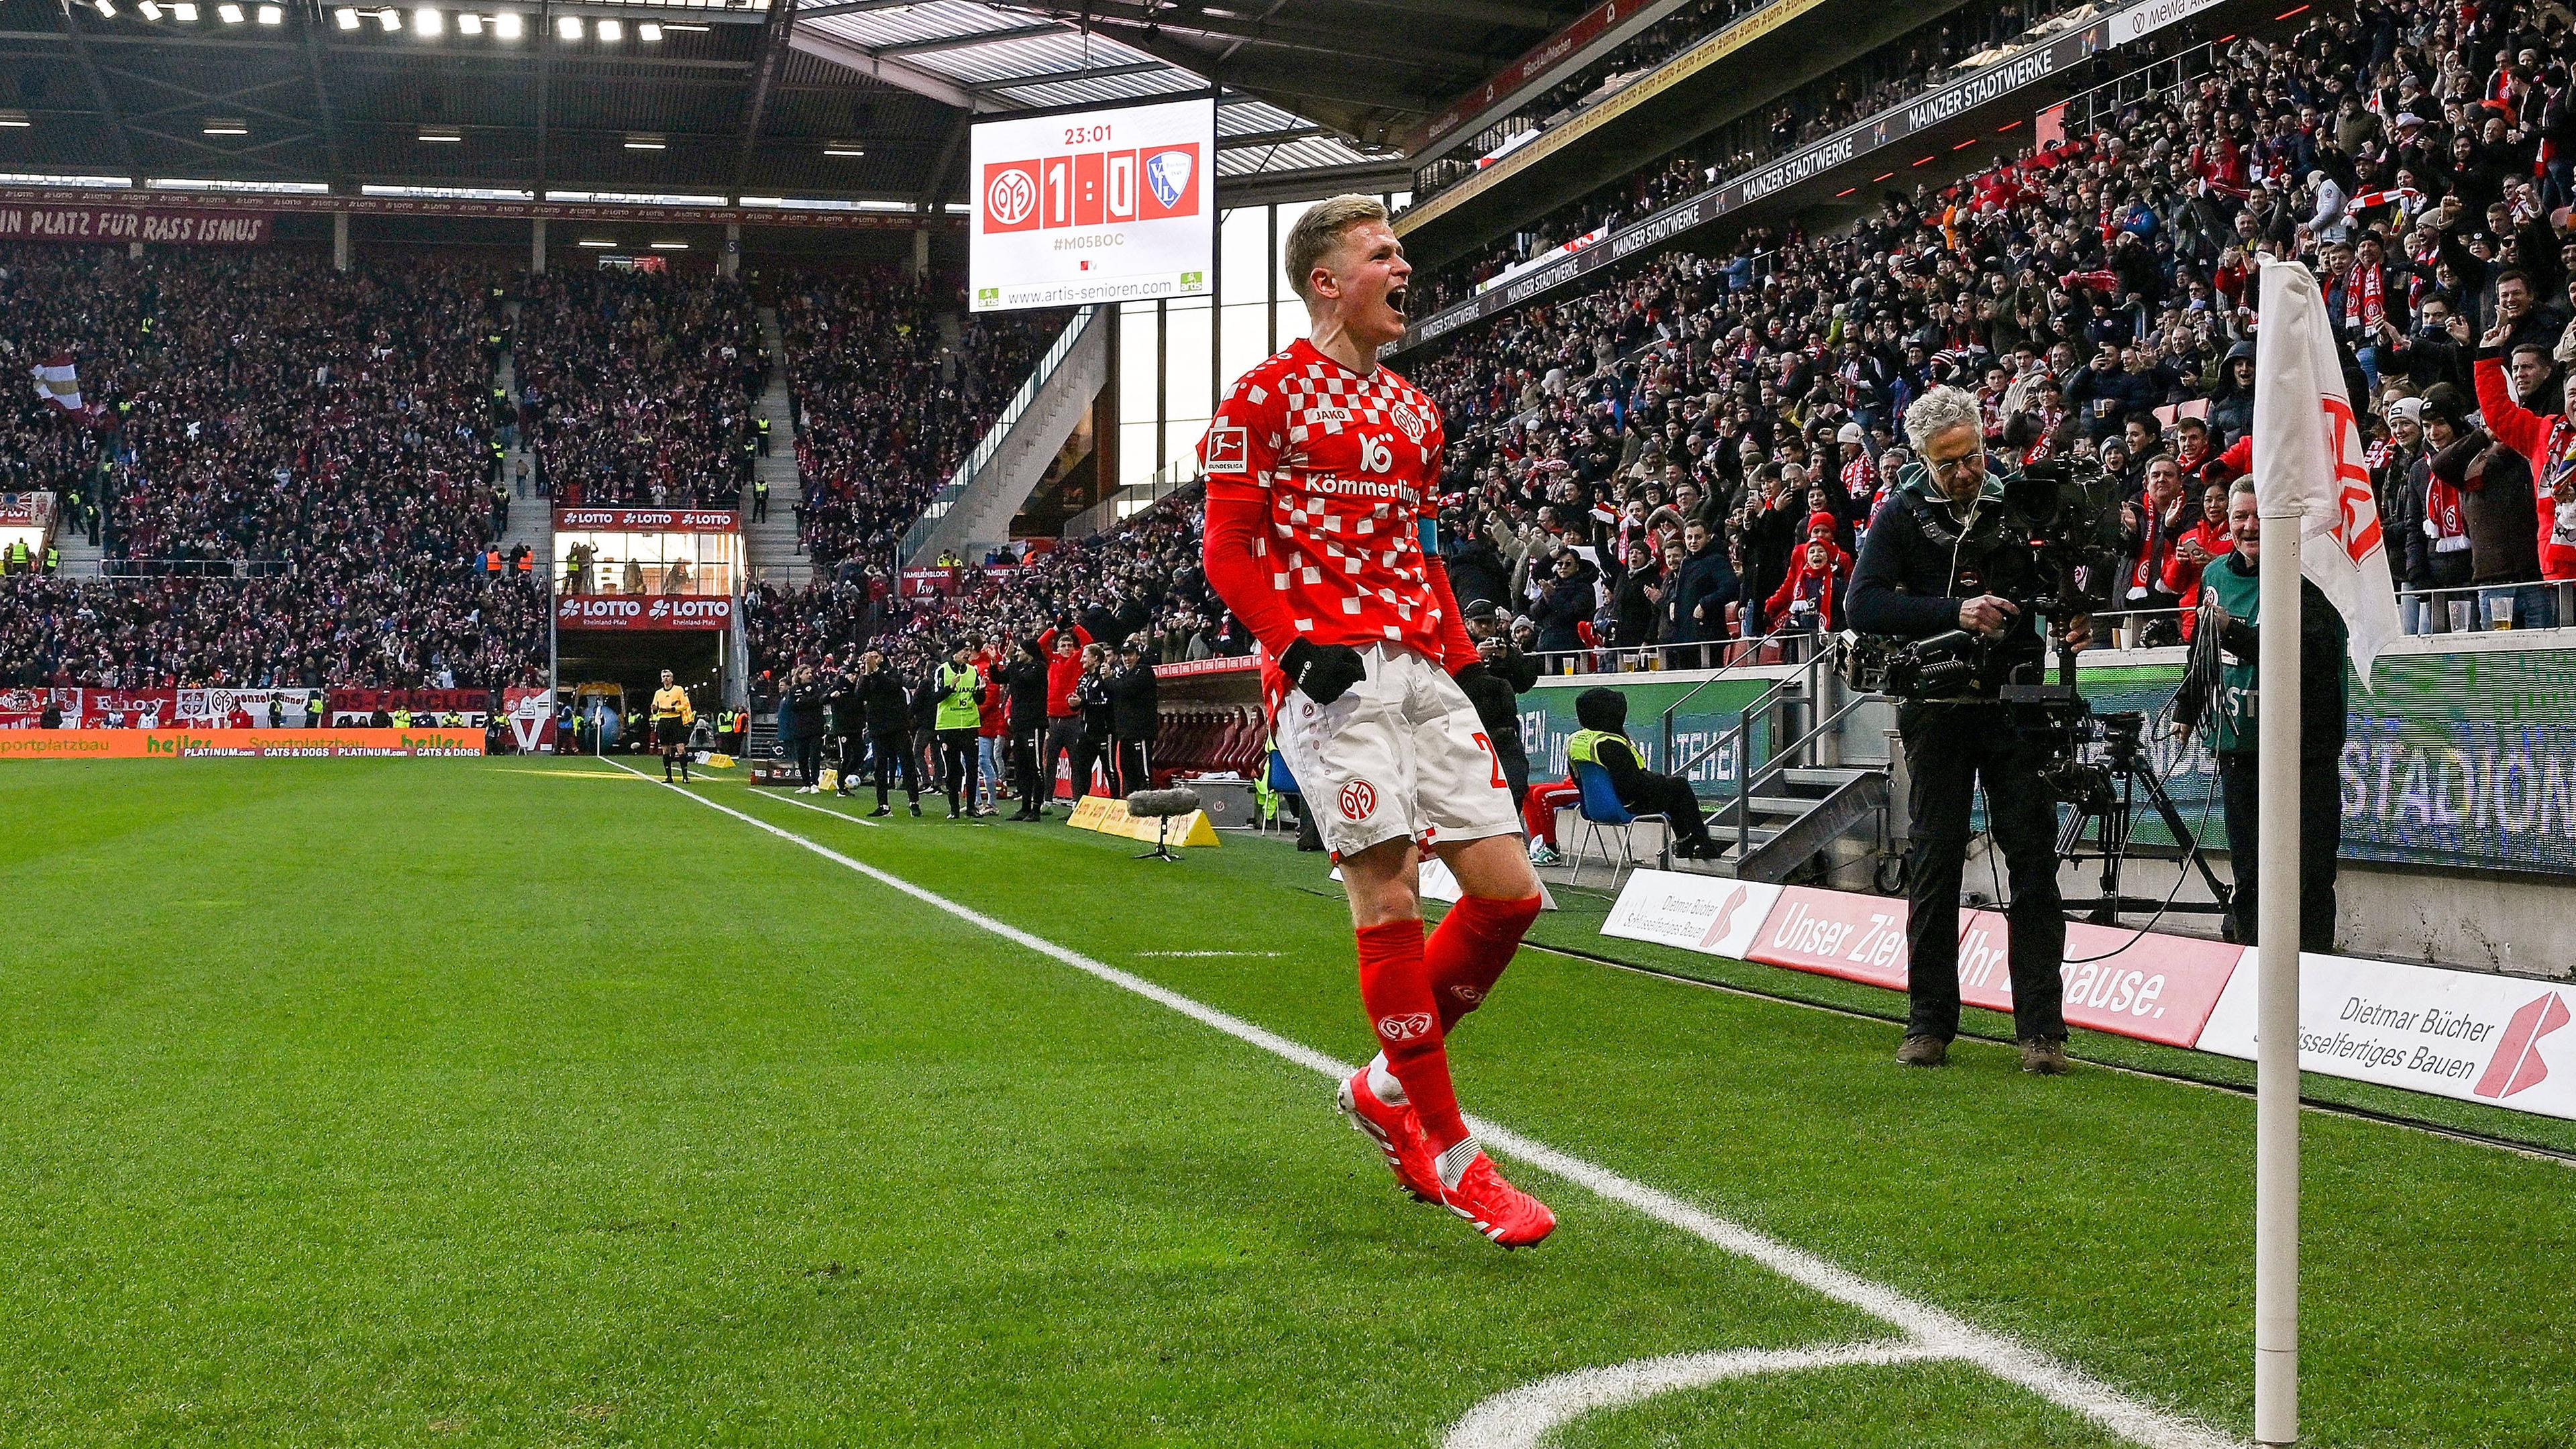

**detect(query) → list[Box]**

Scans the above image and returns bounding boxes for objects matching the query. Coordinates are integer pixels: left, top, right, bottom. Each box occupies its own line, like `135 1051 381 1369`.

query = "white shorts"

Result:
1273 643 1522 861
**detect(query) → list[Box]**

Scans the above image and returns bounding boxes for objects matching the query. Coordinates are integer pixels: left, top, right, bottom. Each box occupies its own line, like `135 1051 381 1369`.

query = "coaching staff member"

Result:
1847 386 2076 1074
2172 478 2345 950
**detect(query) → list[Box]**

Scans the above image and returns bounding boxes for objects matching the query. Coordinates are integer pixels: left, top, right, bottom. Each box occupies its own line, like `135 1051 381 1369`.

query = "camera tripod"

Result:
2001 641 2231 927
2049 710 2232 924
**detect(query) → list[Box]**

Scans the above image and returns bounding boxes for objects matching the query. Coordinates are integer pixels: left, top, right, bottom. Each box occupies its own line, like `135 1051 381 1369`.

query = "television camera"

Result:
1837 455 2226 920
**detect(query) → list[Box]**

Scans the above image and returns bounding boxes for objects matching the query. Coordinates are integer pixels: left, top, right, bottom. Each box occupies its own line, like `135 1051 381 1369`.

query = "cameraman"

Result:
1847 386 2081 1074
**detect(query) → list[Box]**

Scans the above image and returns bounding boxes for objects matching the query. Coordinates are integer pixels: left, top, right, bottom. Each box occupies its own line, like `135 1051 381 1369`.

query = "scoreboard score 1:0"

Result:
979 144 1202 233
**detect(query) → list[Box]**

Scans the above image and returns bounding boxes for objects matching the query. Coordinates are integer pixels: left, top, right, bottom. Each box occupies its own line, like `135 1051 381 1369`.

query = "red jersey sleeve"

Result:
1199 376 1283 507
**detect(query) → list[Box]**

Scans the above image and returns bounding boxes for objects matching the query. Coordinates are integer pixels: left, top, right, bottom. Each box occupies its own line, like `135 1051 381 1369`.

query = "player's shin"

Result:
1426 893 1542 1030
1354 919 1470 1161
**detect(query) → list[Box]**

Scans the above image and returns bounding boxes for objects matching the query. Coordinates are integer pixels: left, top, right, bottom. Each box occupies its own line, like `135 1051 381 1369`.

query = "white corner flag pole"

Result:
2249 260 2315 1447
2253 498 2300 1446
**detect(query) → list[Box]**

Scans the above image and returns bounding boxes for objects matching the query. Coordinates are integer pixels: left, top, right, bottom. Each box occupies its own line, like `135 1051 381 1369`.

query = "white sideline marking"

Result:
733 784 880 826
1443 1338 1952 1449
601 757 2243 1449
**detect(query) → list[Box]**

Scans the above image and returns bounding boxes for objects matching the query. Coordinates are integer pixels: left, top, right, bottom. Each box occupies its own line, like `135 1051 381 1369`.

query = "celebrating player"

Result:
1199 196 1554 1248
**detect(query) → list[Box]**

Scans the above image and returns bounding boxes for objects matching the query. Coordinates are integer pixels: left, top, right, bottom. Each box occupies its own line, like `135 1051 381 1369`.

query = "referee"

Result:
651 669 696 784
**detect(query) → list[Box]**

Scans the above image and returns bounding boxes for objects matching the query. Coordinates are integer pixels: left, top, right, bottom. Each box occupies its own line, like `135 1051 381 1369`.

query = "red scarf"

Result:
2426 473 2468 548
2344 262 2385 332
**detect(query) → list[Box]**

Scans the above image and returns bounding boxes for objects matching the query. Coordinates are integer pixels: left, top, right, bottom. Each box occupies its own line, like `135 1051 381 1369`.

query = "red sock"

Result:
1354 919 1468 1154
1426 893 1543 1030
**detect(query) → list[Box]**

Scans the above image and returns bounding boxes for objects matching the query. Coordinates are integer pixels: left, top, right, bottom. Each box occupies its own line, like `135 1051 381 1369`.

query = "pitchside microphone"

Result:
1126 788 1201 863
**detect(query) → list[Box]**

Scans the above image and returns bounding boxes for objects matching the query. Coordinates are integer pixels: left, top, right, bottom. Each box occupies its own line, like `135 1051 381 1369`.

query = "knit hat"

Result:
1807 510 1839 541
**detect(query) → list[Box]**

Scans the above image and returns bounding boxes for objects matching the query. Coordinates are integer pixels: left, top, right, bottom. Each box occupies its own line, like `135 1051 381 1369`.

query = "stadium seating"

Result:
515 267 764 510
0 248 545 689
779 270 1064 572
899 1 2572 664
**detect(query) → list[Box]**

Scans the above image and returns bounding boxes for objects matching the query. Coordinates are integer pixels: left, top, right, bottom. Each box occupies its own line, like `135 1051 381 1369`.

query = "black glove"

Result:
1452 661 1494 692
1281 639 1367 705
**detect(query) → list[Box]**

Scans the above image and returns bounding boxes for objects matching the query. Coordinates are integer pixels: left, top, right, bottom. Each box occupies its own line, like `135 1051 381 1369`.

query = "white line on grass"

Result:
1443 1338 1954 1449
599 757 2243 1449
710 782 880 826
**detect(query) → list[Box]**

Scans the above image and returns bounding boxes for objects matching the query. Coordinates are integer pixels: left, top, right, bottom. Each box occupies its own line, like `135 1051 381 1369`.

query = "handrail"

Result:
1735 689 1874 863
1660 624 1805 765
900 306 1099 559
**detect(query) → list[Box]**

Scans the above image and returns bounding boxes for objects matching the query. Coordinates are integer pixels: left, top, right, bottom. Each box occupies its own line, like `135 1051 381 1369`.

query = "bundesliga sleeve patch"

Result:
1204 424 1250 474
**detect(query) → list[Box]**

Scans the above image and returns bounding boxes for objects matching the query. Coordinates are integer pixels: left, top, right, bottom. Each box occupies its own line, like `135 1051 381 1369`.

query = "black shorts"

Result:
655 717 689 749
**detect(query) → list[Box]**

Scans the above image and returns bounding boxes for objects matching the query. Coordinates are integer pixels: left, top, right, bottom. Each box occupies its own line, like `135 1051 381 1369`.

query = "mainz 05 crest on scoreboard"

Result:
969 96 1216 313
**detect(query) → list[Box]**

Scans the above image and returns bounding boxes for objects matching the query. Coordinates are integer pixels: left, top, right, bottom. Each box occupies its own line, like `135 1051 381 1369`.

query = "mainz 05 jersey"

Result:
1199 339 1452 657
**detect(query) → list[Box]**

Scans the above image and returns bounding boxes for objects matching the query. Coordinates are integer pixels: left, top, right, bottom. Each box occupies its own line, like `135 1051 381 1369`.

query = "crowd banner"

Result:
0 686 83 729
176 688 315 727
0 205 272 246
1396 0 2238 352
0 728 485 759
1598 870 2575 1120
325 688 494 726
502 686 558 753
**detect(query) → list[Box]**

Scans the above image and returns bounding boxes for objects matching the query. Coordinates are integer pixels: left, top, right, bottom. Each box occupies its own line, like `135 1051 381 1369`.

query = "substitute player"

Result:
1199 195 1553 1249
651 669 696 784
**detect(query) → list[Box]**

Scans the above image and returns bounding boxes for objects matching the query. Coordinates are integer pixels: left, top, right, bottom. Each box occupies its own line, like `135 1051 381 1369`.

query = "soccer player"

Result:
1199 195 1554 1249
651 669 695 784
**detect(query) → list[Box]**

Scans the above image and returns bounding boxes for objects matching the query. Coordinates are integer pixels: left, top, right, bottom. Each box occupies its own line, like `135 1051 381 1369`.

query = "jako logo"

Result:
1375 1012 1434 1042
2474 992 2570 1100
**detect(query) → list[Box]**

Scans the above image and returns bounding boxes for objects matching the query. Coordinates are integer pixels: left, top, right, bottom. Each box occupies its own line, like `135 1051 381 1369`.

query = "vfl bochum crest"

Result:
1148 150 1193 210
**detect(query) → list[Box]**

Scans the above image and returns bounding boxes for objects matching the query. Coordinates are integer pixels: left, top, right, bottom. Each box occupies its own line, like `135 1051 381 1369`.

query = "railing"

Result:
87 557 291 578
1063 464 1193 541
900 306 1099 560
2054 41 2218 140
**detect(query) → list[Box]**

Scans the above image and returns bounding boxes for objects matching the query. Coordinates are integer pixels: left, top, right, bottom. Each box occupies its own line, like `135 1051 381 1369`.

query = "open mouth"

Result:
1385 285 1409 319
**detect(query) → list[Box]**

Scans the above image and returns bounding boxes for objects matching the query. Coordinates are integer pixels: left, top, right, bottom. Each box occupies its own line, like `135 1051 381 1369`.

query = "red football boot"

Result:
1336 1067 1444 1203
1441 1149 1557 1249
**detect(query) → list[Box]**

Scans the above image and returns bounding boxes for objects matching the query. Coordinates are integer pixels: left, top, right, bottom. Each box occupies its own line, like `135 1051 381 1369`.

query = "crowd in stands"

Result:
514 268 765 509
873 0 2576 674
779 270 1063 571
0 247 553 690
1414 0 2073 313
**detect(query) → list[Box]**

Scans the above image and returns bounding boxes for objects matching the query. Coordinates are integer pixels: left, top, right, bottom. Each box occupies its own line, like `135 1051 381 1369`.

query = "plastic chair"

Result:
1265 749 1302 834
1568 759 1670 888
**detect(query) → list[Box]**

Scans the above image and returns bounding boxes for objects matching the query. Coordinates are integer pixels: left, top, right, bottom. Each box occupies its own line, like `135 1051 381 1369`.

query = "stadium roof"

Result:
0 0 1593 209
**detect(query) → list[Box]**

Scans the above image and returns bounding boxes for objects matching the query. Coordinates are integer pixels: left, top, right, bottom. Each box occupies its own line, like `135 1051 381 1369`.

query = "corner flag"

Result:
2249 262 2402 685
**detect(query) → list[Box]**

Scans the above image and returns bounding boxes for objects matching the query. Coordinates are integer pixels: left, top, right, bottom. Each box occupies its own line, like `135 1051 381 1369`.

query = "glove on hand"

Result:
1281 639 1368 706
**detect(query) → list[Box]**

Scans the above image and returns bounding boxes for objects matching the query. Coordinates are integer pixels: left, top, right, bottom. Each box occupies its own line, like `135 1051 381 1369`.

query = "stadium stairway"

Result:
492 303 551 565
742 306 804 581
51 505 105 576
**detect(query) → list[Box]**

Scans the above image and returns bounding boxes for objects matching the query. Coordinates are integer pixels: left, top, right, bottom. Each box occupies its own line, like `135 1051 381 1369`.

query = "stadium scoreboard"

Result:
969 96 1216 313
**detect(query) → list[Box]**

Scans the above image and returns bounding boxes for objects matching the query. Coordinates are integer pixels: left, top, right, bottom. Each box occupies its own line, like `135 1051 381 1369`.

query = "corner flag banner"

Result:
2251 262 2404 684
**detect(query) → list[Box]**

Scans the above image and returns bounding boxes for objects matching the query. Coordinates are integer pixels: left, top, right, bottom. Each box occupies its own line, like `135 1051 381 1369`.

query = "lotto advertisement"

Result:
969 95 1216 313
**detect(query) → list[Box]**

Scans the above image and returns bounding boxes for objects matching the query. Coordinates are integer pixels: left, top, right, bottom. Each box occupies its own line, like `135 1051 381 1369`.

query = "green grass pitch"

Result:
3 758 2571 1447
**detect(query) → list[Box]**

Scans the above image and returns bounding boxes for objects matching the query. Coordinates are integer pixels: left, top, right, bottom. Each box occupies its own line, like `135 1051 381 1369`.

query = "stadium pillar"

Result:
722 222 740 278
910 224 928 280
333 211 350 271
531 218 547 274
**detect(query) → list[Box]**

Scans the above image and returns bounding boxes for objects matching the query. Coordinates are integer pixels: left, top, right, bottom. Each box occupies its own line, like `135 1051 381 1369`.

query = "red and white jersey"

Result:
1200 339 1450 657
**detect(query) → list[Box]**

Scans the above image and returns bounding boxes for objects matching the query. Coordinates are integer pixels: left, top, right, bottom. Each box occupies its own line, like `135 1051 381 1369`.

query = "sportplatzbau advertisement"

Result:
969 96 1215 314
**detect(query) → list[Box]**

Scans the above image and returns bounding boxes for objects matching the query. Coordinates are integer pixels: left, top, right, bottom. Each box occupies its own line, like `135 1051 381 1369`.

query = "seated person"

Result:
1521 687 1720 863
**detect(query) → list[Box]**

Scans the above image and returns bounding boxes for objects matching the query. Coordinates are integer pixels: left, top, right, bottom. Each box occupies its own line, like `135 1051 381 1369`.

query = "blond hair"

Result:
1284 194 1390 302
